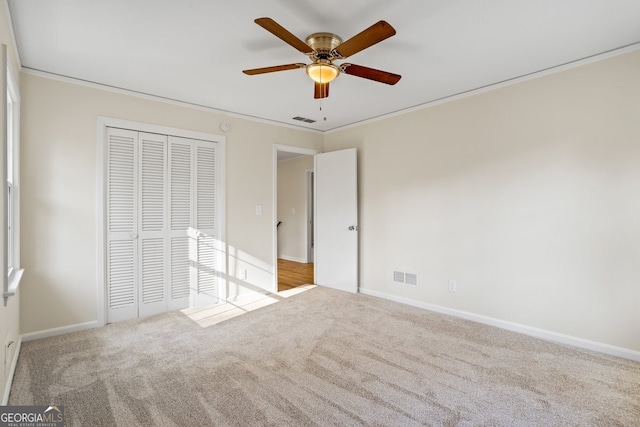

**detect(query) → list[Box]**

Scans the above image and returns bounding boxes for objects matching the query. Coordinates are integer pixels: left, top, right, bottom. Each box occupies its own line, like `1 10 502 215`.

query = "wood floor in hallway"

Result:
278 258 314 291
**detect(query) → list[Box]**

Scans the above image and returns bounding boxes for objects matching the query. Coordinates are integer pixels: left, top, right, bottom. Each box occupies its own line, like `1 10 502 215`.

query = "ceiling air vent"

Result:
292 116 316 123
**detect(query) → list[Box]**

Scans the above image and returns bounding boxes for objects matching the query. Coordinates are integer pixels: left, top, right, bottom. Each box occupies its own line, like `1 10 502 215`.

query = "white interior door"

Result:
314 148 358 293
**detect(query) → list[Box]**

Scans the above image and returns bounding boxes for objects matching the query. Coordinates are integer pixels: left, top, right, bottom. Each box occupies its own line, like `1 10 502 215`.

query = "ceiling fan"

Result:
243 18 401 99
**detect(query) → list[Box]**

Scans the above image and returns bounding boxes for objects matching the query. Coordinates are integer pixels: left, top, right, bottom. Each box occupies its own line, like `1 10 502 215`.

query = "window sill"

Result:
4 268 24 305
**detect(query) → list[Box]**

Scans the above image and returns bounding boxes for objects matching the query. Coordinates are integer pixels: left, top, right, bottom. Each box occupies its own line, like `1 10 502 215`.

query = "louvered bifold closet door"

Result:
167 137 192 311
106 128 139 323
137 132 169 317
192 140 220 306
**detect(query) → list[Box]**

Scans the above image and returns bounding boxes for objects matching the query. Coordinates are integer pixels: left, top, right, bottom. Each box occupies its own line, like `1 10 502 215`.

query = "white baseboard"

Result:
21 321 99 343
278 255 308 264
359 288 640 362
2 337 21 405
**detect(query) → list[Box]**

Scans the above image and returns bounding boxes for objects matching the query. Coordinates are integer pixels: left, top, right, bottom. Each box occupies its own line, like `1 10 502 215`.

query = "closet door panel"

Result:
138 132 168 317
192 142 220 306
106 128 138 323
167 137 193 310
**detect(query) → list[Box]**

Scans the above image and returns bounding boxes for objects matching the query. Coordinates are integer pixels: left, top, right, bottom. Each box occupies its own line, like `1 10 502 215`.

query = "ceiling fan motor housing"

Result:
305 32 343 83
305 32 343 61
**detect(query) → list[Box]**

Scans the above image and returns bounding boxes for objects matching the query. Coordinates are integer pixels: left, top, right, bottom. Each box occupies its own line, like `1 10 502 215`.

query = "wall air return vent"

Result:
393 270 418 287
393 271 405 283
405 273 418 286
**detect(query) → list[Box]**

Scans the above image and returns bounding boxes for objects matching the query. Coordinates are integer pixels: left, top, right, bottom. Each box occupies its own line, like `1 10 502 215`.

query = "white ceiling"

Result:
7 0 640 132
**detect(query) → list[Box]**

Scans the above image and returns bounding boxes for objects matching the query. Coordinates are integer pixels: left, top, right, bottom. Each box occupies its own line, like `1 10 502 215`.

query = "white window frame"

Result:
7 67 20 273
3 48 23 306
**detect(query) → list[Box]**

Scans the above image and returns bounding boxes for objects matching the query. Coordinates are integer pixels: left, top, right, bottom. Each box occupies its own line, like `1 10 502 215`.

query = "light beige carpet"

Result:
9 286 640 426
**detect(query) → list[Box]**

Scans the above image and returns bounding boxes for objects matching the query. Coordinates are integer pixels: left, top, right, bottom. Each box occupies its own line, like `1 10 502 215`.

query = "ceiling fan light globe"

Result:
306 63 339 83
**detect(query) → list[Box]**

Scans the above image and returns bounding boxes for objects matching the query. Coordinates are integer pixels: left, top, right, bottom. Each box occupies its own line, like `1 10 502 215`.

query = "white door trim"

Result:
306 169 314 263
272 145 319 292
96 116 226 326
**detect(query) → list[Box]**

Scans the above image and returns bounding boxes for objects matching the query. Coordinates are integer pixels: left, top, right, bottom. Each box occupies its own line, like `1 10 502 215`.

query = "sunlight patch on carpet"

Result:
181 285 316 327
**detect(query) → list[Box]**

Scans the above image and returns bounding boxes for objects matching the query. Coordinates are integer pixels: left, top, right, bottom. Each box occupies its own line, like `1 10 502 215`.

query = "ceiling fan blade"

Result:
341 64 401 85
314 82 329 99
333 21 396 58
255 17 314 54
243 63 306 75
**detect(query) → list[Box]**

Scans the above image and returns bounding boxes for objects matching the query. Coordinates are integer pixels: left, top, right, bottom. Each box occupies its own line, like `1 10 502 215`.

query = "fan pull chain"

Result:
320 96 327 121
318 73 326 121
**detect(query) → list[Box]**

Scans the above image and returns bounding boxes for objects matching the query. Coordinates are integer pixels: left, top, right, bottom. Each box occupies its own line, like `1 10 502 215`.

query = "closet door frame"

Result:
96 116 226 326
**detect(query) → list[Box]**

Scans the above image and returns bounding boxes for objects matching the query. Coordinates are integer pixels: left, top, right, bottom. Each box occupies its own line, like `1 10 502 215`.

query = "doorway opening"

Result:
273 145 318 292
277 258 314 292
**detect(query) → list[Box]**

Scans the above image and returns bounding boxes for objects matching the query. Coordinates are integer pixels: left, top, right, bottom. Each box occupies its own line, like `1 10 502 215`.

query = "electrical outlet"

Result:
241 269 248 280
448 280 457 293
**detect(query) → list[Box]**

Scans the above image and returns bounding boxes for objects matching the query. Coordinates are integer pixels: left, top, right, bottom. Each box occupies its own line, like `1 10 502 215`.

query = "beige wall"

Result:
11 29 640 358
19 73 323 333
325 50 640 352
277 156 314 262
1 1 21 402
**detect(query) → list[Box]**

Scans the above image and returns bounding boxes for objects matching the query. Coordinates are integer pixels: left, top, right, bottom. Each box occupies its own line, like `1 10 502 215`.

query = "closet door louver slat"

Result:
196 145 216 230
170 237 190 300
108 240 135 308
